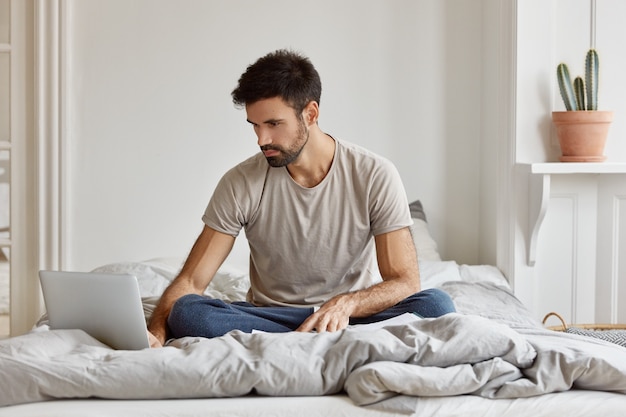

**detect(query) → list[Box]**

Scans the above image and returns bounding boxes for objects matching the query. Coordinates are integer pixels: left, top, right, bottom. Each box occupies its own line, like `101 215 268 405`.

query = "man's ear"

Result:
302 101 319 126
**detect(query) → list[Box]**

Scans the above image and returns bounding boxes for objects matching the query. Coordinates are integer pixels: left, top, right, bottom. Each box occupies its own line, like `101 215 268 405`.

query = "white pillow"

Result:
92 257 250 301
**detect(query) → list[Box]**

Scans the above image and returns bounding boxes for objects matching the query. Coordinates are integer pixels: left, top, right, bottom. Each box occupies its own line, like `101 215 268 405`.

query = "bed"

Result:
1 206 626 416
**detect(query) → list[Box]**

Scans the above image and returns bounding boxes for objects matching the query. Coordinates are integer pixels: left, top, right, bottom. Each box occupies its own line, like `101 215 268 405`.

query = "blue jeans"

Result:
167 288 455 339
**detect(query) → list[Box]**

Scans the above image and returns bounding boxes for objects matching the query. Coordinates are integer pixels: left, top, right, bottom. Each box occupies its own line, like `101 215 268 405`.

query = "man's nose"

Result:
256 128 272 147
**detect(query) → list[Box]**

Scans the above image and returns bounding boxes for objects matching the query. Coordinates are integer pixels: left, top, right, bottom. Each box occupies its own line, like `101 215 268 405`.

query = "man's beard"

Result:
260 121 309 168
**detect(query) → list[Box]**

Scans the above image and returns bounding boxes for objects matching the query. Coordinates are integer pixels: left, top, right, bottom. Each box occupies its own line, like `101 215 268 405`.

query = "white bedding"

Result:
1 259 626 416
2 391 626 417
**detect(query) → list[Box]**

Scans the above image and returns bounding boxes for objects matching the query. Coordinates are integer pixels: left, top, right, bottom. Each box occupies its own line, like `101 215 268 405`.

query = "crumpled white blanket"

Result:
346 280 626 405
3 260 626 409
1 313 536 407
2 308 626 408
347 324 626 405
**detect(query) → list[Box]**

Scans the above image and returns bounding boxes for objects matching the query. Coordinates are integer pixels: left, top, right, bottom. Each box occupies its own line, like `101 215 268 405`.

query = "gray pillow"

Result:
408 200 441 261
409 200 427 222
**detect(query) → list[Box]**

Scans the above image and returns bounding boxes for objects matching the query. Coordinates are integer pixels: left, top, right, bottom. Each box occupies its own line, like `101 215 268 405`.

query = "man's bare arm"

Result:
147 225 235 346
296 227 419 332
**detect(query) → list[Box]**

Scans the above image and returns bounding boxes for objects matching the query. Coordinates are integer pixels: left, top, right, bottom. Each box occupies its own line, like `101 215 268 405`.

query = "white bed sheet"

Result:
1 390 625 417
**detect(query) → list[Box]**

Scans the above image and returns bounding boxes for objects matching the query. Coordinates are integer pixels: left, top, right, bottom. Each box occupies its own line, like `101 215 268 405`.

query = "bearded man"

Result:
147 49 455 347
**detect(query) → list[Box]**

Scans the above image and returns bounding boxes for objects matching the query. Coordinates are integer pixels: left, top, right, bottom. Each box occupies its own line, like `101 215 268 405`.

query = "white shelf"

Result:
528 162 626 174
519 162 626 266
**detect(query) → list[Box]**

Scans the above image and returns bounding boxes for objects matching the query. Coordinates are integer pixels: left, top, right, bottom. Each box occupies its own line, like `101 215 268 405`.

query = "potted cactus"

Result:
552 49 613 162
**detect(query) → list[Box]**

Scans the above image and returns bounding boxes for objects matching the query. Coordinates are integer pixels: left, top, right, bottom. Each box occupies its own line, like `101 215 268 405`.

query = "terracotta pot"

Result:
552 111 613 162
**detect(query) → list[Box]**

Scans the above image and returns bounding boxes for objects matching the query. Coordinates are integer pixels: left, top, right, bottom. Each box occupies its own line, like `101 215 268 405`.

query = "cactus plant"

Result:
557 49 599 111
553 49 612 161
573 76 585 110
585 49 599 110
557 63 577 110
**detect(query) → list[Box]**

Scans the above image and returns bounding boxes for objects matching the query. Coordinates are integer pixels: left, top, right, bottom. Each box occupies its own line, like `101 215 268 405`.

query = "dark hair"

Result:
231 49 322 114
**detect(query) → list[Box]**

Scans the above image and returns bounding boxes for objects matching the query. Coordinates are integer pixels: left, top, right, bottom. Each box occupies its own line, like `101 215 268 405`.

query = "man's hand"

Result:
296 294 354 333
147 330 164 348
146 226 236 349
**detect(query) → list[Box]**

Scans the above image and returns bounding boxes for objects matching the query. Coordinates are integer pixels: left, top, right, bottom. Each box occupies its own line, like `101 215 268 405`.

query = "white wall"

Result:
64 0 485 271
596 0 626 159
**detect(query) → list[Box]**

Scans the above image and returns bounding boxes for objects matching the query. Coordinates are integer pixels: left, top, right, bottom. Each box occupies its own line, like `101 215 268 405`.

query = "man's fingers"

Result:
296 314 321 332
296 312 348 333
147 330 163 348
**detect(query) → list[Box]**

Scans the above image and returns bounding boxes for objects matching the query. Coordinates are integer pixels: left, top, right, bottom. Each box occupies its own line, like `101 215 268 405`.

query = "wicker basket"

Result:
542 312 626 332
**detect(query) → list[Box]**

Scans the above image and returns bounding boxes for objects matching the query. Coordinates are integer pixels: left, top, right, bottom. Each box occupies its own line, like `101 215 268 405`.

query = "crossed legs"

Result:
167 288 456 339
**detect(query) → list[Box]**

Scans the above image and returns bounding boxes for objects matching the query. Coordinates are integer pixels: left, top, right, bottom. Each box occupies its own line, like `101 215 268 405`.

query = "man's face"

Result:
246 97 309 167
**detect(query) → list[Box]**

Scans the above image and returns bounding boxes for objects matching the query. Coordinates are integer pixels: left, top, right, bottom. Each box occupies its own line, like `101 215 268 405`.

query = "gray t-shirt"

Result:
203 139 412 307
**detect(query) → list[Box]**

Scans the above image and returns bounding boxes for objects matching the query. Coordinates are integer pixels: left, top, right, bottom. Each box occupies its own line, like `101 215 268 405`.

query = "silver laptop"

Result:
39 270 151 350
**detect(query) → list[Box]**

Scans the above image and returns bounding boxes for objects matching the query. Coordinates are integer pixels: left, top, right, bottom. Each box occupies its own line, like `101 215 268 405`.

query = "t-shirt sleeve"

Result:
202 171 245 237
202 158 266 237
368 158 412 236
